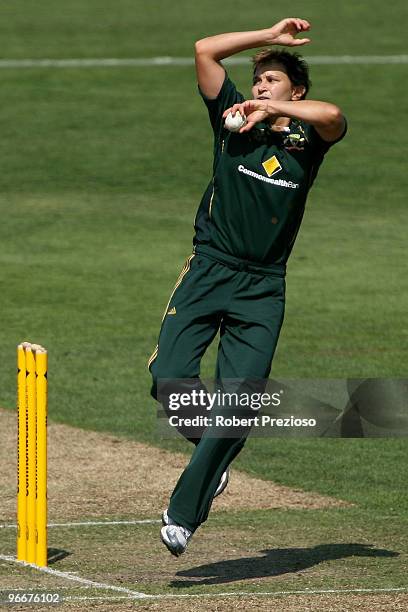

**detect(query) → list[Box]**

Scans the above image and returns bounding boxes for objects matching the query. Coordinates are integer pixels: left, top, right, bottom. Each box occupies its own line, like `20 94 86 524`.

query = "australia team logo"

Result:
283 124 307 151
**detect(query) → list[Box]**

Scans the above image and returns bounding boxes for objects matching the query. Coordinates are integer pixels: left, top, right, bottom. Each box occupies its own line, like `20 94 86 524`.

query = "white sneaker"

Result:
160 523 192 557
214 468 230 498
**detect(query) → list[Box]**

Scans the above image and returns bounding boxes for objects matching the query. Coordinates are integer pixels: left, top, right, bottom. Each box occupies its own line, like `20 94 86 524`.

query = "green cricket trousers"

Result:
149 244 286 532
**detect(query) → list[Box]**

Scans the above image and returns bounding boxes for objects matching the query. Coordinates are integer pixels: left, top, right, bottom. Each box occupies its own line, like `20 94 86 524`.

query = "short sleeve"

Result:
307 117 348 154
198 71 245 137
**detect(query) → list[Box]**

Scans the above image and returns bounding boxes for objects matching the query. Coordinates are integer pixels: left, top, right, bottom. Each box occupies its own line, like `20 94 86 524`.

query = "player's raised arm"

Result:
195 18 311 100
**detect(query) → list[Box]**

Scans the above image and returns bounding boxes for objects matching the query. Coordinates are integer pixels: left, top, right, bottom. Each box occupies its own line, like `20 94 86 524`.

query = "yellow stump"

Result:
35 349 48 567
16 342 48 567
25 347 37 564
17 345 27 561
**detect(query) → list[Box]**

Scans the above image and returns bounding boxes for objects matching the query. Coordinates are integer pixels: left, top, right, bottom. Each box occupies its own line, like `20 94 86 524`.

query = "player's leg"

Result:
166 271 285 533
150 315 220 443
149 253 234 442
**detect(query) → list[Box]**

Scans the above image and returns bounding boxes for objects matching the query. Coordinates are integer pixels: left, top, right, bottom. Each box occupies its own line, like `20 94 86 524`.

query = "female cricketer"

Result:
148 17 347 556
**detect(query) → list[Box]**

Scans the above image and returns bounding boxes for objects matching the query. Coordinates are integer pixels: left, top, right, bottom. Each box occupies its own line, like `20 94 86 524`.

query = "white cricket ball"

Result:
224 111 247 132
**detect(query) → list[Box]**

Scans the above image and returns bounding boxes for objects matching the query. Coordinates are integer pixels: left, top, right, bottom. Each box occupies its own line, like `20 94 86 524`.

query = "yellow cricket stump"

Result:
16 345 27 561
17 342 48 567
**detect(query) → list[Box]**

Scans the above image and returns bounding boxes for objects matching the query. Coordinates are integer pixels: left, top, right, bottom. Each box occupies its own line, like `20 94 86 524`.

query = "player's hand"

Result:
223 100 280 133
266 18 311 47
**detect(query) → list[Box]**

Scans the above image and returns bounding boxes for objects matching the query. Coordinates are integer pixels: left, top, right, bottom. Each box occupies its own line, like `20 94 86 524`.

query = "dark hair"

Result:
251 49 311 99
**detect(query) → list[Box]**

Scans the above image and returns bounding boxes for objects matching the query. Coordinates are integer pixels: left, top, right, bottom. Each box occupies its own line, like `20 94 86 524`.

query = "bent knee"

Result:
150 361 199 401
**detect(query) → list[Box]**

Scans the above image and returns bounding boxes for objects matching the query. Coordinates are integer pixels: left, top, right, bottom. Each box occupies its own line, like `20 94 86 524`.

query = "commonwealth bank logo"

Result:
262 155 282 177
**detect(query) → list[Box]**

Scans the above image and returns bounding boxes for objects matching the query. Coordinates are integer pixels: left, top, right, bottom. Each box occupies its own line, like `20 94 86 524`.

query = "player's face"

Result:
251 62 304 102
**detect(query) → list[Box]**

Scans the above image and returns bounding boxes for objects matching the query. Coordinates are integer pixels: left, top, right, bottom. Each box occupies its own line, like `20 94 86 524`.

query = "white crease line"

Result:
1 519 161 529
0 555 148 599
151 587 408 599
0 55 407 68
48 519 161 527
63 595 134 601
84 586 408 600
1 568 407 602
12 587 408 602
0 557 407 602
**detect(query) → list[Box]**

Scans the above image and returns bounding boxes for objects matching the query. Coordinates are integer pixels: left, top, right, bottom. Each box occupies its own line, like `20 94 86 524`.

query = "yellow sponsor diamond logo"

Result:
262 155 282 177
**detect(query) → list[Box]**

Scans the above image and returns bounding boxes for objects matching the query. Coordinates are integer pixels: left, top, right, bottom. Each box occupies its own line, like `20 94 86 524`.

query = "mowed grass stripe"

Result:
0 55 408 68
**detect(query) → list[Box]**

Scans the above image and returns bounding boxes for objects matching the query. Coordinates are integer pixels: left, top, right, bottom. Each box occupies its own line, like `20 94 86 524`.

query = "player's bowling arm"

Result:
195 18 311 100
195 31 270 100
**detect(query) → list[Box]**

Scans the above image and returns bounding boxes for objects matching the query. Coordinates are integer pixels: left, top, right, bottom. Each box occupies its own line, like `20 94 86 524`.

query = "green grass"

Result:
235 439 408 515
0 0 407 58
1 508 407 598
0 0 407 601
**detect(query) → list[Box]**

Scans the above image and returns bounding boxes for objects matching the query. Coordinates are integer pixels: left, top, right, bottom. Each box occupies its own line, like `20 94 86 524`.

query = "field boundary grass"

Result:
0 55 408 69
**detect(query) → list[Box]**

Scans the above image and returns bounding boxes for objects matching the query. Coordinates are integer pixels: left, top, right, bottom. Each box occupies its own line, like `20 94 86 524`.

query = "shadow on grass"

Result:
47 548 71 565
171 543 399 587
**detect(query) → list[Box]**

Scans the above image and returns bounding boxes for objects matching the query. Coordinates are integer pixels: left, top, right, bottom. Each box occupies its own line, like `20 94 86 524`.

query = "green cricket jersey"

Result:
193 71 347 265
